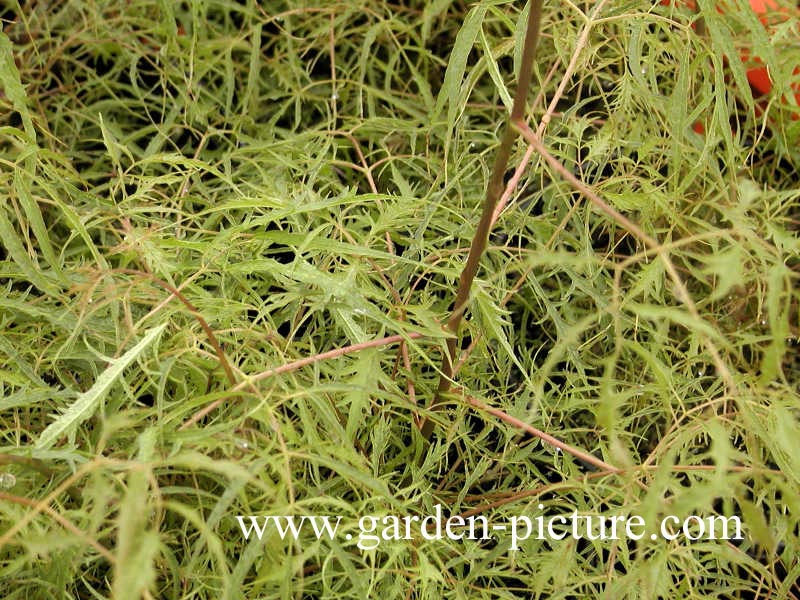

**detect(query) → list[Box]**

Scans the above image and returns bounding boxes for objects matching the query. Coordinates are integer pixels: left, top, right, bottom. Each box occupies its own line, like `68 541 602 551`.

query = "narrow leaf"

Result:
0 205 60 295
432 2 488 156
697 0 754 110
14 170 64 279
480 29 513 111
35 323 168 449
345 350 377 441
0 30 36 142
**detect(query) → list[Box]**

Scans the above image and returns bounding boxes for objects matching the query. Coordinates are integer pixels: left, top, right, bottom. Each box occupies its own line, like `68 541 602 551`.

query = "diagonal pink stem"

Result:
180 332 425 430
464 394 620 473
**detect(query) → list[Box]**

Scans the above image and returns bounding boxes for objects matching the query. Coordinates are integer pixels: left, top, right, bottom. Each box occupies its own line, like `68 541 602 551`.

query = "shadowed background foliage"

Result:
0 0 799 598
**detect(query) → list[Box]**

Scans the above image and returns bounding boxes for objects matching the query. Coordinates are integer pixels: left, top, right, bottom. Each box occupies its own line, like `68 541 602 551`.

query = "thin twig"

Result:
329 10 338 123
491 0 610 226
0 491 116 562
456 1 614 375
114 269 238 387
464 393 620 473
113 269 297 501
179 332 425 430
0 459 117 559
457 462 773 518
421 0 545 440
511 121 736 395
0 454 81 502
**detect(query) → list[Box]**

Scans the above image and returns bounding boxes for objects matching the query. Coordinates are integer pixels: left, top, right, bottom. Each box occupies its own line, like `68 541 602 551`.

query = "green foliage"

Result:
0 0 798 598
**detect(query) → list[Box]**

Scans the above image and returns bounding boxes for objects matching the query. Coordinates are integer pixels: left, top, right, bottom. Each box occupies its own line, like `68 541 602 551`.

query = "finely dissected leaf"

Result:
0 333 49 388
760 263 791 383
283 258 372 343
770 404 800 480
0 296 77 329
701 244 745 301
298 392 349 448
628 303 725 345
256 229 422 267
626 258 664 302
112 465 158 600
738 497 776 549
628 21 667 115
2 2 799 596
766 220 800 254
166 451 255 482
0 387 75 411
344 350 377 442
37 175 110 269
35 323 168 450
706 419 732 486
474 285 531 388
739 0 778 84
668 42 691 184
305 454 392 500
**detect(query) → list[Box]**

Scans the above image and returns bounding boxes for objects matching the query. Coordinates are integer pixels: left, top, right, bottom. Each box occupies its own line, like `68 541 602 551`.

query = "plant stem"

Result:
420 0 544 441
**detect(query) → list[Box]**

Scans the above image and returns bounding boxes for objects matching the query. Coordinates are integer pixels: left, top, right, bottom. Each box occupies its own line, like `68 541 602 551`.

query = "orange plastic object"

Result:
662 0 800 122
744 0 800 113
